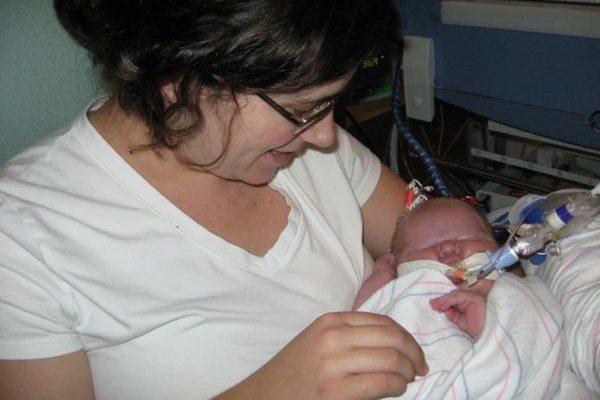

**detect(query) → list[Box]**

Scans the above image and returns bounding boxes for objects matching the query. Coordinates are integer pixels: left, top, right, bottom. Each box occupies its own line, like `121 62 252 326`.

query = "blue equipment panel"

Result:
395 0 600 150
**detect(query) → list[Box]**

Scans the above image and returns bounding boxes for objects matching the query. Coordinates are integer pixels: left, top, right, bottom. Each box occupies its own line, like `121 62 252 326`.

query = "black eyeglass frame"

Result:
257 93 336 135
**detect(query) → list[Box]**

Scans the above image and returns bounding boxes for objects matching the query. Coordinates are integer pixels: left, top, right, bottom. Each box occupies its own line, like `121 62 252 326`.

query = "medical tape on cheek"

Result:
445 252 501 285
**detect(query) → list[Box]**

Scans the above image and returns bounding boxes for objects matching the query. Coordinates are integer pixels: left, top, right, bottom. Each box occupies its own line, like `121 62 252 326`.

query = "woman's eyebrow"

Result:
295 79 354 104
295 92 339 105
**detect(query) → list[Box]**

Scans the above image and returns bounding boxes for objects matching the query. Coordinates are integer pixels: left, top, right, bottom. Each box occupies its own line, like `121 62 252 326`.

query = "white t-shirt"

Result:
0 99 381 399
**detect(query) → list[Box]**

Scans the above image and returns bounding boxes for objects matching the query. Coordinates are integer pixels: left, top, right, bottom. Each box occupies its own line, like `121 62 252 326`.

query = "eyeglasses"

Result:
257 93 336 135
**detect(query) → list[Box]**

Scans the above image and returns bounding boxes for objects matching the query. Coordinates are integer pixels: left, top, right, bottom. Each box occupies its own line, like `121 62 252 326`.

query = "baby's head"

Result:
392 198 498 267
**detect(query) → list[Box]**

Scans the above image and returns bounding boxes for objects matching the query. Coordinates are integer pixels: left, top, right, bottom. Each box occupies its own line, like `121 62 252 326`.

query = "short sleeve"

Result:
0 193 82 360
333 125 382 206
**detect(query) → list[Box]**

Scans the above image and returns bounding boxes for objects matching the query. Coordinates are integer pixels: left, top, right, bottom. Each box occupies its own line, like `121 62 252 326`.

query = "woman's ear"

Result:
160 81 179 105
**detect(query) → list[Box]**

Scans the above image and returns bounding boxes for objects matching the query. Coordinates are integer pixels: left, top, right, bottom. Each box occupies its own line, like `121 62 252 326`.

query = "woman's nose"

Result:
438 241 460 257
299 113 336 148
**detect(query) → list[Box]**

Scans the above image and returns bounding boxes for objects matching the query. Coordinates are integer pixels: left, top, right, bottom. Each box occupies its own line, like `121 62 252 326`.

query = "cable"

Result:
437 101 445 156
419 125 435 156
444 170 470 196
441 118 469 159
391 59 451 197
399 129 415 181
344 108 375 151
389 124 400 175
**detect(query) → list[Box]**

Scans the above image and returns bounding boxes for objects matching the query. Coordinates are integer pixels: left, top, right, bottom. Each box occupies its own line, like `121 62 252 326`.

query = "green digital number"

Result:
363 56 380 69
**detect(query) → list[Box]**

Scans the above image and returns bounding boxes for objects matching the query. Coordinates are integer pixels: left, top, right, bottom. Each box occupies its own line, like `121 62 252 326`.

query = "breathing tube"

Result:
390 59 451 197
448 183 600 285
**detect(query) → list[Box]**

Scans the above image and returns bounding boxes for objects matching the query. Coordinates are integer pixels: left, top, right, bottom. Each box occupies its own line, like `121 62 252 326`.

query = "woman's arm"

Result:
0 350 95 400
361 164 408 258
213 312 428 400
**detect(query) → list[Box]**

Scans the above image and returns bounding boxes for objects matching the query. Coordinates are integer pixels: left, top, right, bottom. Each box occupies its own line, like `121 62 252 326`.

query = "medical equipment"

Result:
396 0 600 150
389 0 600 203
447 183 600 285
392 58 451 197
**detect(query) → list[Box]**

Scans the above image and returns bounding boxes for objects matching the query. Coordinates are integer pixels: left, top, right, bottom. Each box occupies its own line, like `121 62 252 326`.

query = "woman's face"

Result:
181 75 352 185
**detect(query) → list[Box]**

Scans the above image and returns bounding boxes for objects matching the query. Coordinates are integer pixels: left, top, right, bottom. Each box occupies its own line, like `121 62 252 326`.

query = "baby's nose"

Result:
438 241 460 257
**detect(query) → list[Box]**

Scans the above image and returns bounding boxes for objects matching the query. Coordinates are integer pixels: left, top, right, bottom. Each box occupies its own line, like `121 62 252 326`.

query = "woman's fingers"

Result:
336 372 410 400
318 312 429 377
337 346 416 378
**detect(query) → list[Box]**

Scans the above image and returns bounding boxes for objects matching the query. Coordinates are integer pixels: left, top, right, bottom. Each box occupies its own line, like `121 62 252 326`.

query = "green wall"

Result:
0 0 104 165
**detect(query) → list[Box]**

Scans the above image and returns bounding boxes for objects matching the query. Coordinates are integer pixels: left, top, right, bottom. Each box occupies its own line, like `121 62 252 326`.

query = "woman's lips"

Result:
266 150 293 165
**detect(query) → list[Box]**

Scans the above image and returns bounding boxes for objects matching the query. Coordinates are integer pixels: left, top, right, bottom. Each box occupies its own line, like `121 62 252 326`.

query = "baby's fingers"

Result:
429 293 455 312
429 290 472 312
443 307 459 322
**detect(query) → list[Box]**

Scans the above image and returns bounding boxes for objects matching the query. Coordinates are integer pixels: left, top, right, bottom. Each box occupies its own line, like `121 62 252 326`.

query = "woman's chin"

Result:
236 169 279 186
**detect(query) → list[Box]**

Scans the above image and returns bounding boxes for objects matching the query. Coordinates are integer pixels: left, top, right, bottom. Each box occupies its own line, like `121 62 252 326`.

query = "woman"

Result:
0 1 428 399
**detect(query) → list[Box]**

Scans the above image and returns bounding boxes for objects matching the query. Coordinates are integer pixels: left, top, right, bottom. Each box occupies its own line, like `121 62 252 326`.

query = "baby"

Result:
353 197 502 338
351 197 590 398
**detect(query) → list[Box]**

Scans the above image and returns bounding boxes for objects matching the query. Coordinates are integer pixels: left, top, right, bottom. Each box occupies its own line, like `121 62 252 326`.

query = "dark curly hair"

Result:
54 0 396 162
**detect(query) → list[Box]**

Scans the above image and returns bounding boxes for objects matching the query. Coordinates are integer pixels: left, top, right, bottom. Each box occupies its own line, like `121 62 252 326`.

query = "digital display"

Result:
345 45 395 103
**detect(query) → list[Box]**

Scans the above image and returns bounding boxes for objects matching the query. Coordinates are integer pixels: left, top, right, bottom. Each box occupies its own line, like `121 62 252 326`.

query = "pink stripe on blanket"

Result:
409 373 429 400
372 279 452 313
411 325 460 337
539 338 563 400
414 280 455 287
592 317 600 386
457 356 466 400
493 333 511 400
553 247 596 278
559 281 599 304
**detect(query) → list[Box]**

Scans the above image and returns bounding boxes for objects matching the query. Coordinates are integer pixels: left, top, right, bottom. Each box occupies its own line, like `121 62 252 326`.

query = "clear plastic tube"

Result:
467 187 599 282
513 189 600 256
451 185 600 284
513 223 555 256
541 190 600 238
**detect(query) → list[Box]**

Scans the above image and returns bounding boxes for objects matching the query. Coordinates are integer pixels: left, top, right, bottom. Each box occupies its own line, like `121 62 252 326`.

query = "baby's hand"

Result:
372 253 398 276
352 253 397 310
429 289 487 339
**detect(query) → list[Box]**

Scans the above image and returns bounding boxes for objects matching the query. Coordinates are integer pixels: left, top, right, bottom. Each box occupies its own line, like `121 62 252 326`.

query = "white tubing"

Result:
486 206 512 224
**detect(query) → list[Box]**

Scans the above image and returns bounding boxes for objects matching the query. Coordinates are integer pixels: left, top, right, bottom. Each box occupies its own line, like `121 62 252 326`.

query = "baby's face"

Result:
394 202 498 266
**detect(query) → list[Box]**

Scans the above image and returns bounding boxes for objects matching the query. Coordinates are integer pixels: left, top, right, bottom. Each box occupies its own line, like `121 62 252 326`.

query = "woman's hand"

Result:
214 312 428 400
